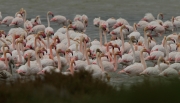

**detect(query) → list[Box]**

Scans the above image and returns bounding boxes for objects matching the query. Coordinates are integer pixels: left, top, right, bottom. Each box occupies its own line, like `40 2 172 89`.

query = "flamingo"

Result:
118 48 150 75
106 17 117 28
45 11 54 39
24 20 33 32
112 18 129 29
118 36 137 67
1 16 14 26
50 12 69 26
9 9 26 27
85 49 110 81
31 15 41 26
127 23 141 40
140 56 169 75
17 48 43 76
141 13 155 22
119 25 131 54
172 16 180 31
0 12 2 23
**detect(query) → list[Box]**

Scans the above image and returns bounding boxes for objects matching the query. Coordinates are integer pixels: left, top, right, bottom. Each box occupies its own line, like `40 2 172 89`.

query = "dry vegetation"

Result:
0 70 180 103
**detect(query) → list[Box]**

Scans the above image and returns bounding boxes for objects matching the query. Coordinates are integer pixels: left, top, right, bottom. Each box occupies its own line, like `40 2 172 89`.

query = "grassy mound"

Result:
0 71 180 103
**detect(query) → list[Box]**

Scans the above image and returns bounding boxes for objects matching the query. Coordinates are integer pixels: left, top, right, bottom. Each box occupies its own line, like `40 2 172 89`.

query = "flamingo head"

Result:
9 22 18 26
115 51 122 57
93 17 100 27
130 36 138 43
112 23 119 29
37 31 46 38
96 48 102 54
121 25 129 31
24 53 30 59
41 47 47 54
0 58 6 61
25 45 33 50
159 13 163 20
53 36 60 43
47 11 54 17
57 49 65 56
50 42 56 49
16 69 27 76
110 31 116 35
142 48 150 55
141 18 148 22
66 49 73 56
1 19 7 24
84 37 90 43
68 24 76 30
0 30 6 37
166 37 175 43
71 58 76 66
4 50 12 56
86 48 93 57
113 44 120 51
37 70 49 75
50 17 57 22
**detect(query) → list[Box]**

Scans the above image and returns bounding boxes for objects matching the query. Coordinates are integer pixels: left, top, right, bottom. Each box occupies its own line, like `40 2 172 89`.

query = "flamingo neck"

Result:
83 20 86 32
23 10 27 22
129 40 136 63
17 43 22 63
56 51 61 71
171 17 174 23
98 54 104 71
106 44 112 61
133 23 137 31
164 39 169 60
83 41 87 59
12 35 15 49
178 47 180 52
120 28 125 54
47 36 50 49
66 28 70 47
99 26 103 46
4 52 8 70
0 38 6 44
27 54 30 67
96 52 100 66
20 42 24 53
40 39 47 48
34 38 37 49
103 31 107 44
113 54 117 71
47 13 50 27
86 51 90 65
70 60 74 75
75 43 78 52
144 32 148 50
65 52 70 65
157 14 160 20
36 52 42 71
140 51 147 70
80 37 83 53
50 45 54 60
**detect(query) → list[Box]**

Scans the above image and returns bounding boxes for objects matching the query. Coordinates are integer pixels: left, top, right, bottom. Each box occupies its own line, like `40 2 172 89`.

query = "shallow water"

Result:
0 0 180 86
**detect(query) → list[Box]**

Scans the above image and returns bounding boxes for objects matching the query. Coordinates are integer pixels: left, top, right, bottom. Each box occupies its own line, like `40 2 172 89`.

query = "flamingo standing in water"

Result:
118 48 150 75
50 12 69 26
140 56 169 76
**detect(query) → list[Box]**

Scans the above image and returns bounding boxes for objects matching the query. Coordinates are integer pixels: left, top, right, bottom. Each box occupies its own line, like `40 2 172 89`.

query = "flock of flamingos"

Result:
0 8 180 81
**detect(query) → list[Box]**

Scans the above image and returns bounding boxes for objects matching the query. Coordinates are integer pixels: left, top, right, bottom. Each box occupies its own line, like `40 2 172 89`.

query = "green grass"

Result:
0 71 180 103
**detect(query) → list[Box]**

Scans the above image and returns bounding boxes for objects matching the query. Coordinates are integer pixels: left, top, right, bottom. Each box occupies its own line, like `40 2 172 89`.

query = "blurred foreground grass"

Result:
0 71 180 103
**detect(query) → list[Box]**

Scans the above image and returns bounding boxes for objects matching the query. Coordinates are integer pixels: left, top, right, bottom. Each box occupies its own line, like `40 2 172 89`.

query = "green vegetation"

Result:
0 71 180 103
